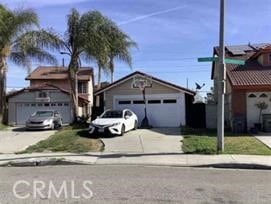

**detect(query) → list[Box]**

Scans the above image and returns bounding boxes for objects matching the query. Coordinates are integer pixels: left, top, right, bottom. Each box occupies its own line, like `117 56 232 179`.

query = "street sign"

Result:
225 58 245 65
197 57 245 65
197 57 218 62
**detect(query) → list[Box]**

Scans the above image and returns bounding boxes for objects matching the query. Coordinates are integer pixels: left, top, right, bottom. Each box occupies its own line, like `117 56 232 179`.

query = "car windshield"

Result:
101 110 123 118
33 111 53 117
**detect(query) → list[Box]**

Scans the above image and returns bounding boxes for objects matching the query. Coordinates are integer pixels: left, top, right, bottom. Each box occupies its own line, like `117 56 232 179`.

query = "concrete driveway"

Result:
102 128 182 153
254 132 271 148
0 127 55 153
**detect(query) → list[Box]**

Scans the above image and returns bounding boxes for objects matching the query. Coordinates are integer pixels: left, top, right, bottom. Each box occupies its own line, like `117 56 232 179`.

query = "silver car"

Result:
26 110 63 130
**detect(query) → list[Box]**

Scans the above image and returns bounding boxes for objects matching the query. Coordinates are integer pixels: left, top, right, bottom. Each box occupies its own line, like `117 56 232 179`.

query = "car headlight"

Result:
44 119 52 124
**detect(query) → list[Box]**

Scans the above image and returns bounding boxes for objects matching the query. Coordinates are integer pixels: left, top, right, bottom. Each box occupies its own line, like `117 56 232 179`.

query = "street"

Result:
0 165 271 203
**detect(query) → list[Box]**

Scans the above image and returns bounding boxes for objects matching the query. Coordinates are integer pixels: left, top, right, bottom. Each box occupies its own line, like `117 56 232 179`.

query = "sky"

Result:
2 0 271 94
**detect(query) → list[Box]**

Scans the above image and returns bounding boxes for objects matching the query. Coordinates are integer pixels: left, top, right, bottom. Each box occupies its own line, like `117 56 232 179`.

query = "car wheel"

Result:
133 120 138 130
120 125 125 136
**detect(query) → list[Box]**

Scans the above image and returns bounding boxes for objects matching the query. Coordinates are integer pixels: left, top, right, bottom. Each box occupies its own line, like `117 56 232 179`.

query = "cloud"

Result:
1 0 90 8
118 5 187 26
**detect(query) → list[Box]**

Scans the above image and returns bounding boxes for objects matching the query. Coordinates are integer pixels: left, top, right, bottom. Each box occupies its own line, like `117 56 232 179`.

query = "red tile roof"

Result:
26 66 93 81
212 44 271 88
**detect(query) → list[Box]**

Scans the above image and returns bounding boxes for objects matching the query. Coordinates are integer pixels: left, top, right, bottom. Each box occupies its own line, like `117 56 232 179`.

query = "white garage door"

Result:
114 94 185 127
16 102 72 125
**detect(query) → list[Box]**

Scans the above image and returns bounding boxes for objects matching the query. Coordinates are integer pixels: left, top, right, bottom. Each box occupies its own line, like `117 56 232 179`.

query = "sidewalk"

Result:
1 152 271 168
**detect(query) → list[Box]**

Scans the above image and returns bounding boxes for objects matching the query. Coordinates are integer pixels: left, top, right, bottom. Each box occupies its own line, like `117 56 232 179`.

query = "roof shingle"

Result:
212 43 271 87
26 66 93 81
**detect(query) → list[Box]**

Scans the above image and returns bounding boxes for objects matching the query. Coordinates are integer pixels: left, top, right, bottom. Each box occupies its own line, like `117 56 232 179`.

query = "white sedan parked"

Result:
89 109 138 136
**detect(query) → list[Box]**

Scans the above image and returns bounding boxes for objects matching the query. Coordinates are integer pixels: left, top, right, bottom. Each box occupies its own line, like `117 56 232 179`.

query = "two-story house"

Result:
7 66 93 125
212 43 271 132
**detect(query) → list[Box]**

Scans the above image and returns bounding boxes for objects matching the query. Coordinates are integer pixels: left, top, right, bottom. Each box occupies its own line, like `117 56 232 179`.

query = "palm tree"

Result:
0 5 62 123
106 27 137 83
58 9 111 118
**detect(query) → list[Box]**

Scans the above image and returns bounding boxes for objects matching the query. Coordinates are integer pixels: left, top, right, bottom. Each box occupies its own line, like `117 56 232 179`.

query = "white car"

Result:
89 109 138 136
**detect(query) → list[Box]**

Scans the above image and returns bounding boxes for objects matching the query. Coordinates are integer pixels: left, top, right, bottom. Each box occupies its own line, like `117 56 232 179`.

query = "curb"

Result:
1 157 271 170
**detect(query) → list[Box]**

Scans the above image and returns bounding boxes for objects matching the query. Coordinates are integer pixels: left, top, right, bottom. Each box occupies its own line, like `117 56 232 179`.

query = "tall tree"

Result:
0 5 62 123
106 26 137 83
59 9 111 118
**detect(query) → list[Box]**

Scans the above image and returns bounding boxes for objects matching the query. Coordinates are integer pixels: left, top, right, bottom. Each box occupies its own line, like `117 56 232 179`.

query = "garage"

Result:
16 102 71 124
114 94 185 127
94 71 195 128
7 84 90 125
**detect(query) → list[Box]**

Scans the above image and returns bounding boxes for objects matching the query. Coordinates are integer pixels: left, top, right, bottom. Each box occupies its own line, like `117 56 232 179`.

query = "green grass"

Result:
18 125 104 154
181 127 271 155
0 123 7 131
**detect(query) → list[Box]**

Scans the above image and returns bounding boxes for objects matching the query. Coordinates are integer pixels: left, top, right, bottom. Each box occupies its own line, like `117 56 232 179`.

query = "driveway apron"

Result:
102 128 183 153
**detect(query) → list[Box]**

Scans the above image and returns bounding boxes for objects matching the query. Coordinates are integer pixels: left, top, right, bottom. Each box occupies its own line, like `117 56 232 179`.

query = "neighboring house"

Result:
94 71 195 127
7 66 93 125
211 43 271 132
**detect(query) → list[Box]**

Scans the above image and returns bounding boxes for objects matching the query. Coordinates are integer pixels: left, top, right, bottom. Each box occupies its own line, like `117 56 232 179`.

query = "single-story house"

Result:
212 43 271 132
94 71 195 127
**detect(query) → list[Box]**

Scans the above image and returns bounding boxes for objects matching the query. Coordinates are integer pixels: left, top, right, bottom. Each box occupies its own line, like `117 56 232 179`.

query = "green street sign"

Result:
225 58 245 65
197 57 218 62
197 57 245 65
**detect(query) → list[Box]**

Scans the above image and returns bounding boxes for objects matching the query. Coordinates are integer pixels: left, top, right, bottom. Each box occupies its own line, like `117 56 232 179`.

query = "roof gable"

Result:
95 71 195 95
7 83 89 102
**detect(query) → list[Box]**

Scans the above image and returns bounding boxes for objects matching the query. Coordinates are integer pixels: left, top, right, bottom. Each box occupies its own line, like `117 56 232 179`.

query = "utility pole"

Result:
217 0 225 152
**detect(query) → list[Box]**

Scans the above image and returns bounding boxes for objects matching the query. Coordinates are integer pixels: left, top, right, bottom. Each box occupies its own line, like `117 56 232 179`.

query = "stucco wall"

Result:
104 77 181 109
246 92 271 130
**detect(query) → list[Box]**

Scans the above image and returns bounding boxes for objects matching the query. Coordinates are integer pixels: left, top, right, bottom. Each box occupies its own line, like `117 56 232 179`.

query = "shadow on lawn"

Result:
77 129 122 139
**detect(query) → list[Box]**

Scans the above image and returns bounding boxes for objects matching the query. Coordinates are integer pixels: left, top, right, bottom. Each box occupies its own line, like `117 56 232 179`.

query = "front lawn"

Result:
18 125 104 154
181 127 271 155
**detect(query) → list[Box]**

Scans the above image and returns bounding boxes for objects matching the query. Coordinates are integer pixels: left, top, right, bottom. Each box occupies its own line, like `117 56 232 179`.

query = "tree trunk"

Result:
0 56 7 124
96 63 102 107
68 60 79 122
97 63 102 89
109 57 114 83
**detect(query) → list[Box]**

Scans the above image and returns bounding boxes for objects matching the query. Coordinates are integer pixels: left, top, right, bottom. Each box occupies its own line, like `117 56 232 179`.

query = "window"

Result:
133 100 144 104
38 91 47 98
78 82 87 93
58 103 63 106
51 103 56 106
24 104 30 107
44 103 50 107
248 93 257 98
64 103 69 106
269 54 271 62
260 93 268 98
163 99 177 104
118 101 131 105
101 110 123 118
148 100 161 104
38 103 43 107
31 104 36 107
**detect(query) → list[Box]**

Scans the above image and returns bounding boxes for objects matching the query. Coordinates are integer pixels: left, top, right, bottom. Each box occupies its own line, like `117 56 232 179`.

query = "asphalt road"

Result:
0 165 271 203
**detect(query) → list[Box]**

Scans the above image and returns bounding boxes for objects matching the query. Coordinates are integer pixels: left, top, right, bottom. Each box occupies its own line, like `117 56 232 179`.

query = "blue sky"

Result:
3 0 271 93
